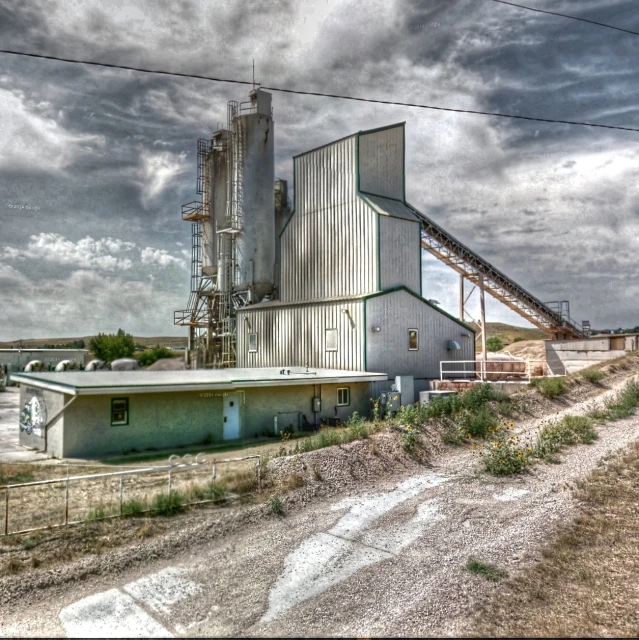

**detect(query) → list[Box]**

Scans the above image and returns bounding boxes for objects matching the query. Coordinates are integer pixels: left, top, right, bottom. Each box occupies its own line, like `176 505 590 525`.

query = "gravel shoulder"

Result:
1 371 639 637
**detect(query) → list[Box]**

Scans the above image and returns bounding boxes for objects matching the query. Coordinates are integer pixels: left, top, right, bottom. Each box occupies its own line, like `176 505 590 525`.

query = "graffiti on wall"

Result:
20 387 48 438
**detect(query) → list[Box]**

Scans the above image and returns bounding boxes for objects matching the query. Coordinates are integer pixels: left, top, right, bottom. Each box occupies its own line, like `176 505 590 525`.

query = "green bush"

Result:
121 498 146 517
486 337 504 352
580 368 605 384
151 491 184 516
531 376 568 399
401 425 419 450
480 438 531 476
86 504 109 522
135 346 177 367
271 496 284 516
600 380 639 421
513 336 525 343
458 407 498 439
89 328 135 361
395 403 429 426
533 415 597 463
426 394 461 418
343 413 369 442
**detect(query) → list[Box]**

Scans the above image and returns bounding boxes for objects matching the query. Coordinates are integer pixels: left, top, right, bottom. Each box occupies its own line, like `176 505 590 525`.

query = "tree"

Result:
486 336 504 352
89 329 135 361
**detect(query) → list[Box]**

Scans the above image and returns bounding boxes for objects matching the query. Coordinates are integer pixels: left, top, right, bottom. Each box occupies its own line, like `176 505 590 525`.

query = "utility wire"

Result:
1 48 639 133
488 0 639 37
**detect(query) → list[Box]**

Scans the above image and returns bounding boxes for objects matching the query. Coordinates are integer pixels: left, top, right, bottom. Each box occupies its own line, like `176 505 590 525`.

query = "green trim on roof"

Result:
362 286 476 333
359 121 406 137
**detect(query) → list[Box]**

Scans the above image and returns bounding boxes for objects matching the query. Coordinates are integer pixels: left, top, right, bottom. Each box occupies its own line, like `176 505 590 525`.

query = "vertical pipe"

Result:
256 457 262 491
479 273 487 382
4 490 8 536
212 462 217 489
459 275 464 322
168 467 172 496
65 477 69 525
119 475 124 516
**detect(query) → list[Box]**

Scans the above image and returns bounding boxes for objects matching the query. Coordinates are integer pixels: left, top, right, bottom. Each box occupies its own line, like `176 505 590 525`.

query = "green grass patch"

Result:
271 496 284 516
465 557 509 581
151 490 184 516
0 464 35 486
121 497 147 517
459 406 499 439
580 368 605 384
533 415 597 463
531 376 568 399
480 438 531 476
588 380 639 422
86 504 109 522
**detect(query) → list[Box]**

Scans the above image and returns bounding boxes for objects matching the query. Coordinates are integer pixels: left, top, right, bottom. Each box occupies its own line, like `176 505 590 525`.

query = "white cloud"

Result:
3 233 135 271
0 88 105 174
140 246 186 269
137 150 188 206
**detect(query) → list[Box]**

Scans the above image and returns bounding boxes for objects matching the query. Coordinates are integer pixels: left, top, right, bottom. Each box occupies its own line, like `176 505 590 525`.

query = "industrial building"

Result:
0 349 88 384
12 368 385 458
546 334 639 374
175 87 587 396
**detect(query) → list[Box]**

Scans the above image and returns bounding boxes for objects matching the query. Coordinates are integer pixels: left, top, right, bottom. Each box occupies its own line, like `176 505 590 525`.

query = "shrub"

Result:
459 407 498 439
461 383 508 411
580 368 605 384
135 346 176 367
531 376 568 399
271 496 284 516
465 557 508 581
89 328 135 361
315 428 341 448
426 394 461 418
513 336 525 343
401 425 419 450
121 498 146 517
395 403 429 426
480 438 531 476
486 337 504 352
599 380 639 421
533 415 597 463
86 504 109 522
440 418 465 445
151 490 184 516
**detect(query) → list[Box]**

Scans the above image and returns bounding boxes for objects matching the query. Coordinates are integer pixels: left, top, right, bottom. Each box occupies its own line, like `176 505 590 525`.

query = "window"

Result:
248 332 258 352
326 328 338 352
111 398 129 426
337 387 350 406
408 329 419 351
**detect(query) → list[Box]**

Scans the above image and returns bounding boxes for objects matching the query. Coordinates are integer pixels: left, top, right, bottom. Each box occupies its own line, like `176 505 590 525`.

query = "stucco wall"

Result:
57 382 372 459
18 385 67 454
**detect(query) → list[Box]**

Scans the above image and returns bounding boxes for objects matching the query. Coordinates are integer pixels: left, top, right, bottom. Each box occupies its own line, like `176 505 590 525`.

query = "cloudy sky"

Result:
1 0 638 340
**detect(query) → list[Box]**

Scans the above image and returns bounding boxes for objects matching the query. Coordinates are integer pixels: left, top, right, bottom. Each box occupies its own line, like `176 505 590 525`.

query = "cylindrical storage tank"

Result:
235 89 275 301
55 360 73 372
203 130 230 277
86 359 106 371
110 358 139 371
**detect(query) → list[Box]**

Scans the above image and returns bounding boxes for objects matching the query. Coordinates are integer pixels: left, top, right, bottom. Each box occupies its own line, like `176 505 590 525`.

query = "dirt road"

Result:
2 378 639 638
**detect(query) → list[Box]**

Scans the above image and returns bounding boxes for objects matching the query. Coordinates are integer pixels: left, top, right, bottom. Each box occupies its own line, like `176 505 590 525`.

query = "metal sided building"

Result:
12 368 386 459
237 123 475 394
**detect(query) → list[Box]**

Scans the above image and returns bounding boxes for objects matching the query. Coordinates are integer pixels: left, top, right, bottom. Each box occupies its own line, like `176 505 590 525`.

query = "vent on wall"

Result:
447 340 461 351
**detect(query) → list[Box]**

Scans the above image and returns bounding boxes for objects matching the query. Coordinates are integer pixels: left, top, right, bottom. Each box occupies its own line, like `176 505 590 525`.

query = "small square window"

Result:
326 328 338 352
111 398 129 426
408 329 419 351
248 332 258 353
337 387 350 406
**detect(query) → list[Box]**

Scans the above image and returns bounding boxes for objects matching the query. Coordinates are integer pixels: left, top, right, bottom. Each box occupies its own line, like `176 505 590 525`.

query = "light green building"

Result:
11 368 385 459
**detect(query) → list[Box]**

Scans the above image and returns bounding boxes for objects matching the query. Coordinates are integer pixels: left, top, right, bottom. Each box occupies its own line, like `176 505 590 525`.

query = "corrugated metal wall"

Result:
358 125 404 200
365 290 474 379
379 215 421 294
237 299 365 370
279 136 377 302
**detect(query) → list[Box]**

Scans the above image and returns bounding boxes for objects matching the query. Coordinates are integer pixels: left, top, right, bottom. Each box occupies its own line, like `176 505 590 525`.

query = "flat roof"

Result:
11 367 387 396
0 348 88 352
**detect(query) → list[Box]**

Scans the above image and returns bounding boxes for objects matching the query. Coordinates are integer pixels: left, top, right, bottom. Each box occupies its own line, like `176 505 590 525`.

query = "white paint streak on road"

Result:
493 488 530 502
123 566 202 614
262 473 450 623
59 589 172 638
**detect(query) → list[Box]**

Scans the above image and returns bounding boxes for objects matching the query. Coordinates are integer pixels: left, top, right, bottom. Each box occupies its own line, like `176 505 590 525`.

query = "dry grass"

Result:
472 440 639 637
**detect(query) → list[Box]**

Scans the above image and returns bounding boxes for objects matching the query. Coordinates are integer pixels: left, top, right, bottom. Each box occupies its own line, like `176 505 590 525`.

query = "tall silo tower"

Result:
175 88 275 368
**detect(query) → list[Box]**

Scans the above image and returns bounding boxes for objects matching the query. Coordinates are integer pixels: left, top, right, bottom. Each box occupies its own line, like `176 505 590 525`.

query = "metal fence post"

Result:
119 475 124 515
256 457 262 491
168 467 172 495
212 462 217 488
64 477 69 525
4 490 8 536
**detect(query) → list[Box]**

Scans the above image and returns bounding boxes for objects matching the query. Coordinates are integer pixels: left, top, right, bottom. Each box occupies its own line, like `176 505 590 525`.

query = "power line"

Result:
1 47 639 133
488 0 639 37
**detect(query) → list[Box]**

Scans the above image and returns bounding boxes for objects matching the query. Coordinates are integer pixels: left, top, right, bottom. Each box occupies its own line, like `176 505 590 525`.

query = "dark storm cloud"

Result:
1 0 638 338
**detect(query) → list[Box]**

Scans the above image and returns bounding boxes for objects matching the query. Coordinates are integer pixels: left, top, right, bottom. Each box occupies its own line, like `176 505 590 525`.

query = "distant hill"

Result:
0 336 188 350
468 322 549 347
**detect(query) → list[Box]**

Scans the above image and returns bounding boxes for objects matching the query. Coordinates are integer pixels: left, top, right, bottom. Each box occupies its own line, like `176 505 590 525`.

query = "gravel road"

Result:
1 378 638 638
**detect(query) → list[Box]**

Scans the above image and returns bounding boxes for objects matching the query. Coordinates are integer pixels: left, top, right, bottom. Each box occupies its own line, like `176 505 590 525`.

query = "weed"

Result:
151 490 184 516
121 498 147 517
271 496 284 516
401 425 419 450
20 537 39 551
459 406 499 439
136 521 153 539
440 419 465 445
0 464 35 486
286 473 306 489
589 380 639 422
480 437 531 476
86 504 109 522
1 557 22 575
343 413 370 442
465 557 508 581
533 415 597 463
580 368 605 384
531 376 567 399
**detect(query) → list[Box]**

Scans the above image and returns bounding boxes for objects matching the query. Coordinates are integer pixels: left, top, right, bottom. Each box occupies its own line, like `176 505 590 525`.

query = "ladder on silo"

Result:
406 203 585 339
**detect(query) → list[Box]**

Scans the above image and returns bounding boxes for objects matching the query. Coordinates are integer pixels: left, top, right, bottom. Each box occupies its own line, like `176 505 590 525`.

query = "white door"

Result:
223 393 241 440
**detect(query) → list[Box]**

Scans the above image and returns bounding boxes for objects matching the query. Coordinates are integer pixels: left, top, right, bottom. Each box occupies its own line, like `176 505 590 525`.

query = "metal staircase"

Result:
406 203 585 339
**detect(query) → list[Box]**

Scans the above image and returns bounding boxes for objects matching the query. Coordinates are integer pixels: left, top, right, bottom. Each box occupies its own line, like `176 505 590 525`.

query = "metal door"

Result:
223 393 241 440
